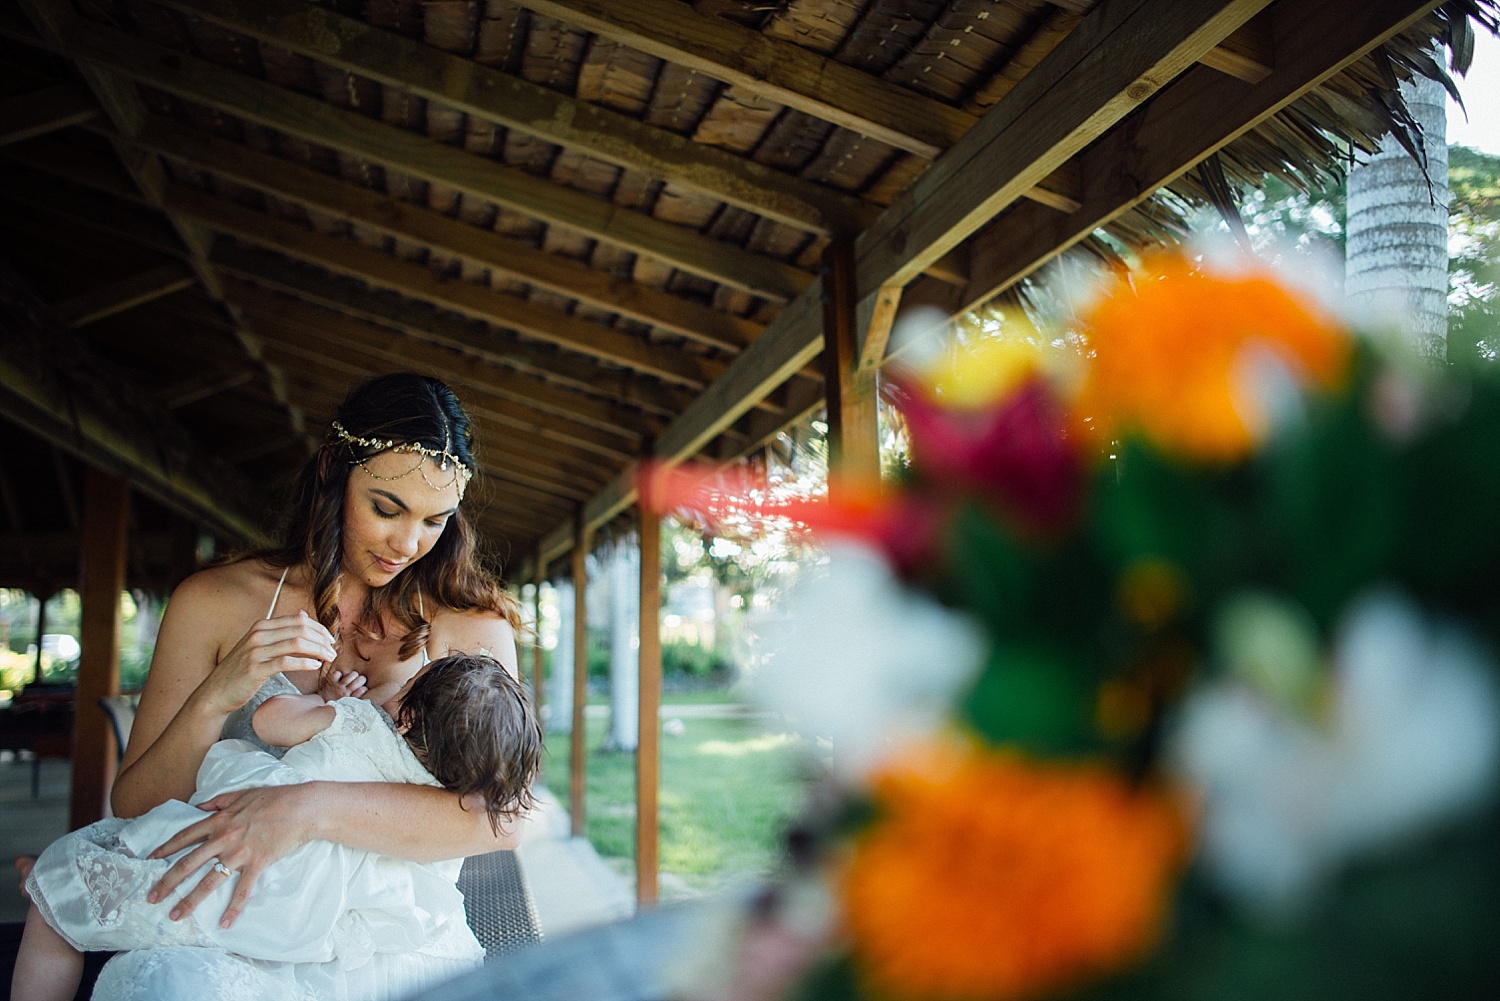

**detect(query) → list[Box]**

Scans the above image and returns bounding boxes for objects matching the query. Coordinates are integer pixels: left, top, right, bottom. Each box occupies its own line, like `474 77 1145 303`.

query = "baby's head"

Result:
393 652 542 833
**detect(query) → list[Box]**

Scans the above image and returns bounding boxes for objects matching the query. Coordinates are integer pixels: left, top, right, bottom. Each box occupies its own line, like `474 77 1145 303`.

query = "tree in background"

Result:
1448 144 1500 362
1346 69 1451 360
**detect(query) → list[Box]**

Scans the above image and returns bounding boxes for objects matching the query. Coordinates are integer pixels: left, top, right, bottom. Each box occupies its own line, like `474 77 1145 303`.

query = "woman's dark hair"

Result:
253 373 522 664
396 652 543 833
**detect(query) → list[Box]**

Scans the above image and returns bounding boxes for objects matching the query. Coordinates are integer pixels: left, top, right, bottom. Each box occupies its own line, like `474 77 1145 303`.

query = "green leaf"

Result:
961 643 1094 753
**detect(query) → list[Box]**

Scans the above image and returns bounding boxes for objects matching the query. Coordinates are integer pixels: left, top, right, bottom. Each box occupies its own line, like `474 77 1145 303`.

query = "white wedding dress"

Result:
27 692 484 1001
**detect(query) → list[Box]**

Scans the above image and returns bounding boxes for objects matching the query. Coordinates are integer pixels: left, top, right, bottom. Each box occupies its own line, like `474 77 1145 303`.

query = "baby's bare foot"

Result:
15 854 36 902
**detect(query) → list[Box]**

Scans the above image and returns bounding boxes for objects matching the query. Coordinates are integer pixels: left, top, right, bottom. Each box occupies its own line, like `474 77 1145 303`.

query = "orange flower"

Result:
1073 255 1348 461
842 744 1188 1001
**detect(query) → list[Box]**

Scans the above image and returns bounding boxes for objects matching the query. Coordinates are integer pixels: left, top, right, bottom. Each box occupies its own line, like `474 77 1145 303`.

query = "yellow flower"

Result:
1073 255 1348 462
842 743 1188 1001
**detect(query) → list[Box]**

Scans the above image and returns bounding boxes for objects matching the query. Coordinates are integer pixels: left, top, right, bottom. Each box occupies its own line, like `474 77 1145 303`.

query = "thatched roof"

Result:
0 0 1492 586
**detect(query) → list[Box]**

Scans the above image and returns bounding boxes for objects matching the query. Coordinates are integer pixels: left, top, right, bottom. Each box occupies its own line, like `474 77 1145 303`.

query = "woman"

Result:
91 373 525 1000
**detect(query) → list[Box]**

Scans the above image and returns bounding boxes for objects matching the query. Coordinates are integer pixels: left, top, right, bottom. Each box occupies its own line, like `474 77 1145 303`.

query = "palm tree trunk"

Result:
1345 69 1449 361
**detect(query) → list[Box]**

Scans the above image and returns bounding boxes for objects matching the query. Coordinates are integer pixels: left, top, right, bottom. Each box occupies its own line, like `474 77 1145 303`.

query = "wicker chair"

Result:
456 849 544 957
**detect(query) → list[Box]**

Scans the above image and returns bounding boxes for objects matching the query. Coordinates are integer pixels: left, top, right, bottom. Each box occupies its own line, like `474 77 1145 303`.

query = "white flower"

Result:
1171 588 1500 917
748 542 986 780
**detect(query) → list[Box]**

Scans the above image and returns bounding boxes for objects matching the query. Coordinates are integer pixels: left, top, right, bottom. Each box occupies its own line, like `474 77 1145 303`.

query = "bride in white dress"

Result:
17 649 543 1001
51 374 528 1000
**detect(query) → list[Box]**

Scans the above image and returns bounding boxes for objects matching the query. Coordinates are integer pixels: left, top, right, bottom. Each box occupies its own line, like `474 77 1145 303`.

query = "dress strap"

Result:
417 585 430 665
266 566 290 620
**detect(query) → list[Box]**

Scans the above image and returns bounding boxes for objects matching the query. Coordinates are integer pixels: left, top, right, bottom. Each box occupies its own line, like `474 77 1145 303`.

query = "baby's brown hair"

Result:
395 652 542 833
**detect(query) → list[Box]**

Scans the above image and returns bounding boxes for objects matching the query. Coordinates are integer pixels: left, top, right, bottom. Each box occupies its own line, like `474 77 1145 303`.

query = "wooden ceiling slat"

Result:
211 244 690 419
150 0 875 238
1 133 145 202
0 80 98 145
533 0 1283 565
852 0 1275 326
55 261 196 327
158 368 257 410
0 166 187 259
55 16 812 304
225 279 663 439
261 341 633 473
164 183 720 389
12 0 313 455
965 0 1437 317
127 116 761 353
250 327 638 463
519 0 974 158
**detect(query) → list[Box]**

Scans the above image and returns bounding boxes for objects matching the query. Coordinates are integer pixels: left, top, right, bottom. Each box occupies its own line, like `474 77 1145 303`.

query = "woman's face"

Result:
341 450 464 588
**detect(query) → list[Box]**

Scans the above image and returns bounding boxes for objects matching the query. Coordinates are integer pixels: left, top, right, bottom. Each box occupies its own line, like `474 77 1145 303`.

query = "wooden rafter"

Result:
225 279 663 440
157 369 256 410
253 327 639 464
0 133 141 201
264 342 633 472
963 0 1436 316
164 183 719 390
535 0 1280 564
0 81 97 145
210 244 691 420
520 0 974 158
0 167 187 260
48 16 811 304
124 116 760 353
148 0 876 238
11 0 311 453
54 261 195 327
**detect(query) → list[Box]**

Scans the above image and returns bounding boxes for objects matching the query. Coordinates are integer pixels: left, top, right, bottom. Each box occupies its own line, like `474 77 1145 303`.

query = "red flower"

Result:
899 377 1083 536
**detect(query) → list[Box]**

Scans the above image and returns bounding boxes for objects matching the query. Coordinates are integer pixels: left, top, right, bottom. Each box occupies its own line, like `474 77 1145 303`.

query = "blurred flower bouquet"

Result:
651 252 1500 1001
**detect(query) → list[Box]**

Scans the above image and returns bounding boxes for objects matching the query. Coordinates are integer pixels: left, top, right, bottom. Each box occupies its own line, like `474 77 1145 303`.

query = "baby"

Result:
13 652 542 1001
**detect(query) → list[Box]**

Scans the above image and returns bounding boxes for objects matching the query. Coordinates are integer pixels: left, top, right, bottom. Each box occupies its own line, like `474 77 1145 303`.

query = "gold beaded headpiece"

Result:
329 420 473 499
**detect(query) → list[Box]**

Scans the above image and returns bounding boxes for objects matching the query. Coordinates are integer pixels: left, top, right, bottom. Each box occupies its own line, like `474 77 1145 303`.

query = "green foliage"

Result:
1449 145 1500 364
662 640 729 678
544 713 807 899
584 629 728 678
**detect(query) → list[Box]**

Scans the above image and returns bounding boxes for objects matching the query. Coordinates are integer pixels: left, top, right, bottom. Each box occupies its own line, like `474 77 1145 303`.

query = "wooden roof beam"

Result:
1041 1 1275 83
55 262 195 328
55 17 810 304
519 0 973 159
252 329 639 464
0 166 188 259
210 244 689 419
148 0 875 238
1 134 143 202
157 368 256 410
965 0 1438 317
0 81 98 145
264 344 636 475
274 369 614 497
0 271 268 543
534 0 1277 563
124 116 760 354
11 0 312 454
225 279 664 440
164 184 718 390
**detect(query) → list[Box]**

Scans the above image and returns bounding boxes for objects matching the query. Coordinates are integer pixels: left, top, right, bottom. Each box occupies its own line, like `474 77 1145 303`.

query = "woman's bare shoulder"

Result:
428 605 519 668
168 559 285 618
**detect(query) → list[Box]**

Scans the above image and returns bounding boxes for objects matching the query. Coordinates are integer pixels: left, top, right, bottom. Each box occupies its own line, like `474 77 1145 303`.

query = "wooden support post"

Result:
31 589 49 684
820 239 880 487
530 565 544 727
636 506 662 906
569 518 590 839
72 468 128 830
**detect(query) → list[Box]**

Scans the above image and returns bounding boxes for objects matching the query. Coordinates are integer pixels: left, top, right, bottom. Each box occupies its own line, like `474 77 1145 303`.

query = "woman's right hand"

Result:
199 611 338 715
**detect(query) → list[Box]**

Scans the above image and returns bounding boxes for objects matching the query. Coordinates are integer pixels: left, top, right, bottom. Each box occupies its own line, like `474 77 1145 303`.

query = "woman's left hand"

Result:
146 783 318 928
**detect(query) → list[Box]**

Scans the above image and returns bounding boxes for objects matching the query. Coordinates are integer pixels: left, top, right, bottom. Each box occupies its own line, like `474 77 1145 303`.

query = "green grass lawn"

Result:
541 702 809 901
